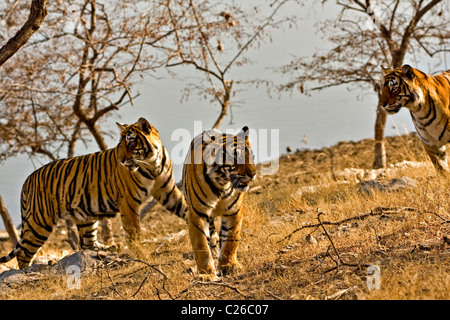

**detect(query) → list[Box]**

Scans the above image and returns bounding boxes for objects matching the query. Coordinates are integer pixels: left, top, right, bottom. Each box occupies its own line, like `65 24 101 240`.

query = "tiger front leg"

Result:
208 217 220 259
217 207 244 276
423 143 450 174
188 211 219 281
119 199 142 246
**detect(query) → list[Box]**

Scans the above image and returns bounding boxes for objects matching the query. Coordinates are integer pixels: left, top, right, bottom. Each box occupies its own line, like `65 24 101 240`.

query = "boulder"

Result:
50 250 101 276
358 177 418 194
0 269 44 289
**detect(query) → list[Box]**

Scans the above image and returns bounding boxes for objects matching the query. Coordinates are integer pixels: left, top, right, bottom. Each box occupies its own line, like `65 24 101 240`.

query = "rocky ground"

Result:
0 132 449 300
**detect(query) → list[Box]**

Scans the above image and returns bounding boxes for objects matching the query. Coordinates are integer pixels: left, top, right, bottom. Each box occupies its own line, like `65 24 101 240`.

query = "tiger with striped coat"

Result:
183 126 256 281
380 64 450 173
0 117 187 269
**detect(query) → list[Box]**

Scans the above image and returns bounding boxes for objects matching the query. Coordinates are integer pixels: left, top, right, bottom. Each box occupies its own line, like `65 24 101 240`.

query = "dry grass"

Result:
0 133 449 300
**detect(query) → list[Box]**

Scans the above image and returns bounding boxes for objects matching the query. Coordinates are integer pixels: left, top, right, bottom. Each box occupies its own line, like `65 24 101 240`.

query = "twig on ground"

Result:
317 212 371 274
104 266 124 300
421 210 450 224
126 257 168 280
175 280 248 300
279 206 448 243
308 245 331 272
326 286 357 300
266 290 282 300
131 276 148 298
126 257 174 300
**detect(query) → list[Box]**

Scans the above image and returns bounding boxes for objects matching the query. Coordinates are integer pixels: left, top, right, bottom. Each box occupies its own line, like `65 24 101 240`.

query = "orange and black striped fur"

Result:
182 127 256 281
380 65 450 172
0 118 187 269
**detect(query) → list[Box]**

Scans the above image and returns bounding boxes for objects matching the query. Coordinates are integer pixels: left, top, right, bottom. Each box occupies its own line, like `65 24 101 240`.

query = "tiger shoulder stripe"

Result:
380 64 450 173
0 117 187 269
182 126 256 281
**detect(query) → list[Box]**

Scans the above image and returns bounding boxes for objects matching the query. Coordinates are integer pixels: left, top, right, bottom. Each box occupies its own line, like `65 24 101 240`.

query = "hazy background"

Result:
0 1 434 229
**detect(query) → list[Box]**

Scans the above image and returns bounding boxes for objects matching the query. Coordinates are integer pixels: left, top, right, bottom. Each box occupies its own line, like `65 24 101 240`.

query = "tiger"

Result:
182 126 256 281
0 117 187 269
380 64 450 173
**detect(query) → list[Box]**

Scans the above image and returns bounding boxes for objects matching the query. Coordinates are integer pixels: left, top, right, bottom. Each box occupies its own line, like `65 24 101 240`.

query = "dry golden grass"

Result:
0 133 449 300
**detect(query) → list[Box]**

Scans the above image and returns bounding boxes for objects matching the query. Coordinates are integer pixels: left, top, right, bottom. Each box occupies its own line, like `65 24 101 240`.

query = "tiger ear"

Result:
137 117 152 134
381 65 388 75
402 64 414 79
116 122 127 131
203 130 216 142
238 126 250 142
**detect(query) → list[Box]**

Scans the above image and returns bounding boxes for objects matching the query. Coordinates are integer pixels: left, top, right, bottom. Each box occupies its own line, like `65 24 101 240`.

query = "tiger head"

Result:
379 64 424 114
116 117 162 172
204 126 257 193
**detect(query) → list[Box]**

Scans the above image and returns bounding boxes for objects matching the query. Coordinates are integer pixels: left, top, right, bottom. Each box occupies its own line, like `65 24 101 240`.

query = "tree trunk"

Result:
0 0 48 67
212 103 229 130
373 103 387 169
212 80 233 130
0 194 19 247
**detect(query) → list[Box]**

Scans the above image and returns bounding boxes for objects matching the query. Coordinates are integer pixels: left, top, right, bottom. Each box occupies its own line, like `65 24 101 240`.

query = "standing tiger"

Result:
0 117 187 269
182 126 256 281
380 64 450 173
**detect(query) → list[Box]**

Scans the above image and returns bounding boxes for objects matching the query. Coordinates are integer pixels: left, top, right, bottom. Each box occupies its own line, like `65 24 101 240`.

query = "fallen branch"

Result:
126 257 168 280
279 206 448 243
131 276 148 298
317 212 371 274
126 257 174 300
104 265 125 300
308 245 332 272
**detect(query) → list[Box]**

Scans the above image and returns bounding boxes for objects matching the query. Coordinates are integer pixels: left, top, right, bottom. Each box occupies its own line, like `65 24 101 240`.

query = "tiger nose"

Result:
247 166 257 180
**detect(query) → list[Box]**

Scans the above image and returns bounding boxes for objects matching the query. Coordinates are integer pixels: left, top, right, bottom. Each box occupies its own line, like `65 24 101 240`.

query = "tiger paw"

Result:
106 242 124 252
81 241 109 251
219 262 242 276
198 273 220 282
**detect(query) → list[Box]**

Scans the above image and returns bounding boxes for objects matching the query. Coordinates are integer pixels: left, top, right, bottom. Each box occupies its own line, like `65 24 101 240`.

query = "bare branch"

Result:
224 0 290 74
0 0 47 66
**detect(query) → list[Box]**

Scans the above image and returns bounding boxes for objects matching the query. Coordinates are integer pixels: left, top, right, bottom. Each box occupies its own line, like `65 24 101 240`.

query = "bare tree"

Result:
0 1 159 162
0 0 48 245
0 0 164 246
1 0 299 239
278 0 449 168
153 0 296 130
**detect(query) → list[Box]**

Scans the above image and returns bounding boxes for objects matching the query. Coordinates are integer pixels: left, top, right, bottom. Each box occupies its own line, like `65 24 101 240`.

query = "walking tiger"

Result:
0 117 187 269
182 126 256 281
380 64 450 173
